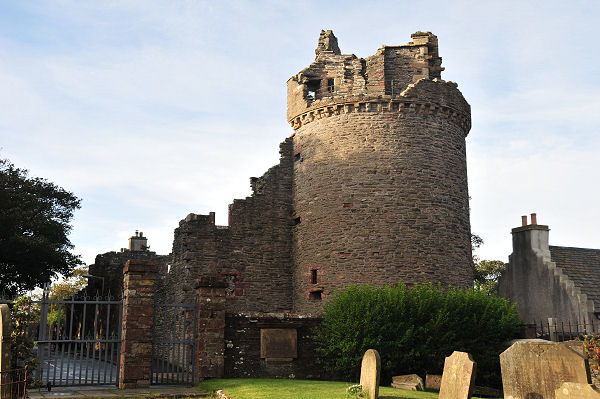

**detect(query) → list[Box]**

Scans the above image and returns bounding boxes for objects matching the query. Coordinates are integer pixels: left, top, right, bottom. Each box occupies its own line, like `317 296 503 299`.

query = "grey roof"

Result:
549 246 600 311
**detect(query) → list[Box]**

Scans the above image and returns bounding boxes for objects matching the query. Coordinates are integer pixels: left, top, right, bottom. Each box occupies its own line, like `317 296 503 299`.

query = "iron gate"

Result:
36 287 122 387
151 300 197 385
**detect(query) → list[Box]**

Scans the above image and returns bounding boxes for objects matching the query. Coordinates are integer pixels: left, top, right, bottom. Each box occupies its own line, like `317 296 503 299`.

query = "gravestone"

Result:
391 374 424 390
438 351 477 399
360 349 381 399
500 339 591 399
426 374 442 390
555 383 600 399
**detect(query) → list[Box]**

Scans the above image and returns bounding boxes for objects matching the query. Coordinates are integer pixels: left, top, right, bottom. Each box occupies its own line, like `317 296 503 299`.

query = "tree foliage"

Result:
0 158 82 296
10 295 40 371
471 233 506 295
315 283 522 388
474 258 506 294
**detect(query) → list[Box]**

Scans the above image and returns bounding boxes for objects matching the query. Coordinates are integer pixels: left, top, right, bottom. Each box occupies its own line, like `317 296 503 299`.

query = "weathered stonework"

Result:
289 31 472 313
119 260 158 389
163 30 472 316
96 30 474 381
223 313 326 379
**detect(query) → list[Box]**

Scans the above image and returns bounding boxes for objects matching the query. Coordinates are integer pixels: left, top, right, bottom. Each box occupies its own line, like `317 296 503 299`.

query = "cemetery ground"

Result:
194 378 497 399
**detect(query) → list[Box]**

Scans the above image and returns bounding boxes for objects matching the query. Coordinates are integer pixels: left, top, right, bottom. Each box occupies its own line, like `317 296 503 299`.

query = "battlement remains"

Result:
287 30 469 130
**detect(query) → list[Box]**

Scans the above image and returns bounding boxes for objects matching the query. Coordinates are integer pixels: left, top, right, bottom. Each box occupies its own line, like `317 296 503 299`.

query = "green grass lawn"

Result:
196 378 441 399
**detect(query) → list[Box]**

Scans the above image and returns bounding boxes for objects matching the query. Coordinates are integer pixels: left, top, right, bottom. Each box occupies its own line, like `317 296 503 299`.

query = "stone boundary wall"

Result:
224 313 330 379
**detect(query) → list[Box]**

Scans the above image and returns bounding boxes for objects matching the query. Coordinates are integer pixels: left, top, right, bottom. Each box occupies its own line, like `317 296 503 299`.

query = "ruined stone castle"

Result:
93 30 473 379
164 29 472 313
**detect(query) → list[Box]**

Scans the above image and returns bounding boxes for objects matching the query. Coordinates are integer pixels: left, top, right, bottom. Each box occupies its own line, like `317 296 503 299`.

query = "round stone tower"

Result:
288 30 473 313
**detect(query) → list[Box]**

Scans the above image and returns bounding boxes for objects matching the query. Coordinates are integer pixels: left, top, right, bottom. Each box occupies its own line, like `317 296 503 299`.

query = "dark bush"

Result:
315 282 522 388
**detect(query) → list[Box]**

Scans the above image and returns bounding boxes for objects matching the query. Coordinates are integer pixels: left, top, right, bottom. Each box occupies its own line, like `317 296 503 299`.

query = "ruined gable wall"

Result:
162 138 294 313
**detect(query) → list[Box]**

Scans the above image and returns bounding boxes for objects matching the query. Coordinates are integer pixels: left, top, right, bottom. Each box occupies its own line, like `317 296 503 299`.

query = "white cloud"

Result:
1 0 599 268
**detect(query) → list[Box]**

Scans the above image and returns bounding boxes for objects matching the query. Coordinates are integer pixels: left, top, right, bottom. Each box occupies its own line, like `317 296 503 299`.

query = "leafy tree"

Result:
474 258 506 294
46 265 88 326
471 233 506 295
315 283 522 388
0 158 82 296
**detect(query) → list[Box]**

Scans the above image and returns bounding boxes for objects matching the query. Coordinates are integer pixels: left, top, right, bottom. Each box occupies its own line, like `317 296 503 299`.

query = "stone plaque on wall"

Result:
260 328 297 360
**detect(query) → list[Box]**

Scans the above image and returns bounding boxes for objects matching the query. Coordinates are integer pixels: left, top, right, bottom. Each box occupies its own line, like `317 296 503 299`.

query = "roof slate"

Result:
549 246 600 312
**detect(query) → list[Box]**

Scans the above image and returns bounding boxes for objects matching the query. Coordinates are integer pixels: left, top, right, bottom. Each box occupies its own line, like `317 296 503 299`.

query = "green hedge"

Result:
315 283 522 388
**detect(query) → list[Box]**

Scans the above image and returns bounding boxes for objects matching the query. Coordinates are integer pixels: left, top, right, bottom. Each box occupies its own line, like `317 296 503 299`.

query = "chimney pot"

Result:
521 215 527 226
530 213 537 225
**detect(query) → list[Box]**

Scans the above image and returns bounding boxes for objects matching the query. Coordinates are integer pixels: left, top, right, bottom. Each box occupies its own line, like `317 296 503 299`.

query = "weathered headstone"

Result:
391 374 424 390
555 383 600 399
500 339 591 399
0 304 11 372
438 351 477 399
426 374 442 390
360 349 381 399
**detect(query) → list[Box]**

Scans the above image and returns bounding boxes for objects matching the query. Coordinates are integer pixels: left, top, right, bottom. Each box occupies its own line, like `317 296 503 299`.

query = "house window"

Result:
311 269 318 284
294 217 302 225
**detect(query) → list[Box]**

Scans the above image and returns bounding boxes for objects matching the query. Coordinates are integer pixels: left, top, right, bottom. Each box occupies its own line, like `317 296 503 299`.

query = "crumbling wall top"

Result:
287 30 464 124
315 30 341 58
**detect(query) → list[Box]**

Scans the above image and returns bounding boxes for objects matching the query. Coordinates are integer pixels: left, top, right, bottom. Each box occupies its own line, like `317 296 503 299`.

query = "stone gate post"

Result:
194 277 227 380
0 304 12 372
119 259 157 389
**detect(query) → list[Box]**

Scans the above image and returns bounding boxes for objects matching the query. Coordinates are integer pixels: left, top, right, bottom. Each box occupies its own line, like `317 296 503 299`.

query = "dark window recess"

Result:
309 290 322 301
306 79 320 99
225 275 236 297
294 216 302 225
294 152 301 161
311 269 318 284
343 202 353 208
327 78 335 93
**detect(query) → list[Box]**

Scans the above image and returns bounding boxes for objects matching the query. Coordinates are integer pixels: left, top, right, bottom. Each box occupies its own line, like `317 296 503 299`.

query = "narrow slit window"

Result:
311 269 318 284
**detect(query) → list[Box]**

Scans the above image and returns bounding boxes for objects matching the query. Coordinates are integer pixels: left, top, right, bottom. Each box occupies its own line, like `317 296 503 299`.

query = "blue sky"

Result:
1 0 598 265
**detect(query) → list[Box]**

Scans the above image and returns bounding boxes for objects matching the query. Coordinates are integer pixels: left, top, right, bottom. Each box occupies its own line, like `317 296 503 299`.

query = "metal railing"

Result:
527 318 599 342
0 367 27 399
151 301 197 385
36 287 122 387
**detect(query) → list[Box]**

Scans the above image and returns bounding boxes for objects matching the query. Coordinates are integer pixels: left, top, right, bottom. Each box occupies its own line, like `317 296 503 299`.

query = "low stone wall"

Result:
224 313 330 379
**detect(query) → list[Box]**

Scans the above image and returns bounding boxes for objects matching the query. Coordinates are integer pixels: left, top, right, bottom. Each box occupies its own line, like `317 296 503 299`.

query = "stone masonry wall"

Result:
162 138 294 313
288 32 472 314
119 260 157 389
89 250 169 299
224 313 328 379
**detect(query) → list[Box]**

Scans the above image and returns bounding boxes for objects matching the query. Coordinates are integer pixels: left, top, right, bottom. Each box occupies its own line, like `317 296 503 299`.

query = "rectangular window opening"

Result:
311 269 318 284
327 78 335 93
309 290 322 301
306 79 320 100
